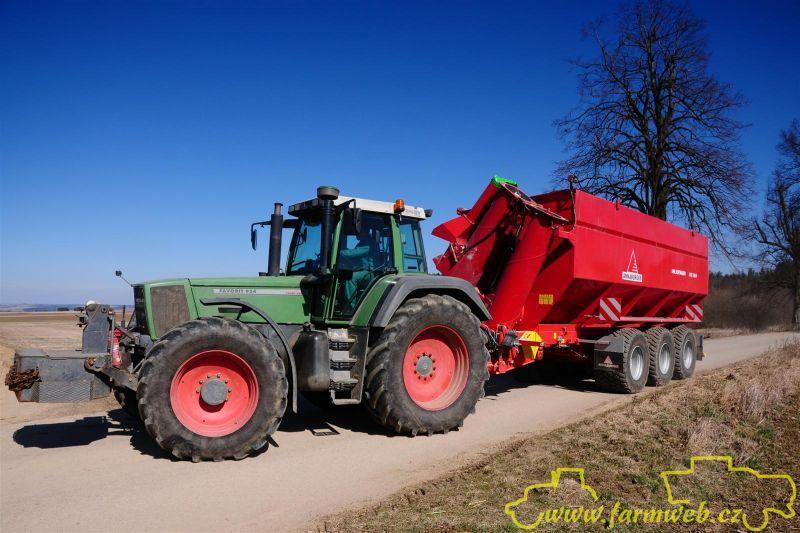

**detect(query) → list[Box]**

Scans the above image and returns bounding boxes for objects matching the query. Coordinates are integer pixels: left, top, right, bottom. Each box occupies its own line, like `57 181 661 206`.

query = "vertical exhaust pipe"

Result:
317 185 339 273
267 203 284 276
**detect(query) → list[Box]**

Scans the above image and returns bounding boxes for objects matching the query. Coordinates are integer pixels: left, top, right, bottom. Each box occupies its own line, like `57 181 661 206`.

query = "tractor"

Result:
8 185 490 461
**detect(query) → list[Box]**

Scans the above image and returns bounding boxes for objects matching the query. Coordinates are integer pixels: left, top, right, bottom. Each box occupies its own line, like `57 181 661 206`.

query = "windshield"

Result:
286 218 322 275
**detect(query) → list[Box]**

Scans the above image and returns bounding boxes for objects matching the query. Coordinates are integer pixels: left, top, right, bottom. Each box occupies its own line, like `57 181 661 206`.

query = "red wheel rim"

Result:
402 326 469 411
169 350 259 437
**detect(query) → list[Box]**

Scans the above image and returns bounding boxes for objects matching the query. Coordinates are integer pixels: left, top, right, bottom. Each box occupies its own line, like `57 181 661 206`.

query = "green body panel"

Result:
189 276 309 325
137 210 438 338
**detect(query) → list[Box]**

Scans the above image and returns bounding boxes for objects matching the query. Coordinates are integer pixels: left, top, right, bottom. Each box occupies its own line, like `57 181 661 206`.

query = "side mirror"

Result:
343 207 363 235
250 224 258 250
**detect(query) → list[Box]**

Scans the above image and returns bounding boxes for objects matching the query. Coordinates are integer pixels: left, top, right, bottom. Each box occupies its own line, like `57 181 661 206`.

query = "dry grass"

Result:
318 342 800 532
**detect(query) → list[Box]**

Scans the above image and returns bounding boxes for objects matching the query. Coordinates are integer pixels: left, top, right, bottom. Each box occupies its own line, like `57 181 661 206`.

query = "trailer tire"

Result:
595 329 648 393
137 317 288 461
671 326 697 380
363 294 489 436
645 327 674 386
113 387 140 420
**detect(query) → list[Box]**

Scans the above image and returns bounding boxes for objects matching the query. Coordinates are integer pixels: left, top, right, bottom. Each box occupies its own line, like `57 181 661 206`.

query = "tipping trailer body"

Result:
433 179 709 373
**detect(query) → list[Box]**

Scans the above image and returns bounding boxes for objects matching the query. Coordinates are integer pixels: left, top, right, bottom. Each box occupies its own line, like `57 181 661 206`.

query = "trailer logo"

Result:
622 251 643 283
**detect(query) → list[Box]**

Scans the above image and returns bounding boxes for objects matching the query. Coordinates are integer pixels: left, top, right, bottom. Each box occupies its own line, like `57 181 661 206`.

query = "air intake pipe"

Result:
267 203 284 276
317 185 339 273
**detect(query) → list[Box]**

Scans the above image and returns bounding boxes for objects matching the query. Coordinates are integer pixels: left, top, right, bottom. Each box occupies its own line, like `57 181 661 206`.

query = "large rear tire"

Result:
645 327 674 386
671 326 697 380
363 294 489 436
138 317 288 461
595 328 648 393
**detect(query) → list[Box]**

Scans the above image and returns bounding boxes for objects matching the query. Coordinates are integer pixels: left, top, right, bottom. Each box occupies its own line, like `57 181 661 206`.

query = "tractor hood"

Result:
135 276 310 338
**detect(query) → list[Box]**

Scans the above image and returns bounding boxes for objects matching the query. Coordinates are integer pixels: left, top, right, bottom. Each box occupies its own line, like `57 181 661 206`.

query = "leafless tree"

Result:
555 0 751 249
751 120 800 329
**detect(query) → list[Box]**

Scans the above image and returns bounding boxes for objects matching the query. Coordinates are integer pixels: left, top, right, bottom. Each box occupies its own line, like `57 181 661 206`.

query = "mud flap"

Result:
696 333 705 361
593 335 625 371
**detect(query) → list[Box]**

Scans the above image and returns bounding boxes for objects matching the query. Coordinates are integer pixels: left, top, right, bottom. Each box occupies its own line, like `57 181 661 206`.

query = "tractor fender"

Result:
199 298 298 413
369 276 491 327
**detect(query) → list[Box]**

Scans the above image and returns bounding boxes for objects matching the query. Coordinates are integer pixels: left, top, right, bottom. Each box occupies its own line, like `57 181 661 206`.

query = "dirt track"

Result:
0 315 796 532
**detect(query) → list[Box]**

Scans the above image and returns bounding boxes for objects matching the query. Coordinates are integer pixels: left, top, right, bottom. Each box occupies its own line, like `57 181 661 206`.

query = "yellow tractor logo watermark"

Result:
505 456 796 530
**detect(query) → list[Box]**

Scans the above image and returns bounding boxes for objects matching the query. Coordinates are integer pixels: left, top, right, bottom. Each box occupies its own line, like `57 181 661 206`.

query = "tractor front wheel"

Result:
363 294 489 436
137 317 287 461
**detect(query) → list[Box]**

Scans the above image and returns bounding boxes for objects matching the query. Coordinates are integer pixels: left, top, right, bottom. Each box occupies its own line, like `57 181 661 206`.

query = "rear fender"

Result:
367 276 491 327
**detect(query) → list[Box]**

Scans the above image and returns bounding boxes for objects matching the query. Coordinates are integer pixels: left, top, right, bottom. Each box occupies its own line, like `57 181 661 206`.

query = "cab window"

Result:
333 212 394 317
399 219 427 273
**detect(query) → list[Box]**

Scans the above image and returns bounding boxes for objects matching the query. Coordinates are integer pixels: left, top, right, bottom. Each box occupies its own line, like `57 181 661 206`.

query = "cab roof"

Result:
288 195 428 219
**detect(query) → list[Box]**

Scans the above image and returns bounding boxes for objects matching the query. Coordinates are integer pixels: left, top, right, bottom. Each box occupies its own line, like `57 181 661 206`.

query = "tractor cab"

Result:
253 186 431 321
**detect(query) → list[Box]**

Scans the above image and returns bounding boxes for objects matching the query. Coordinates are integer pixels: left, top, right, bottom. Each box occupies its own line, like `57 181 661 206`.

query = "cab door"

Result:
329 212 396 320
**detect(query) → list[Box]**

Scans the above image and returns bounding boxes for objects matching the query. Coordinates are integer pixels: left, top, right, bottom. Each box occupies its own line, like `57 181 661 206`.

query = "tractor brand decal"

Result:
212 288 302 296
538 294 554 305
504 456 797 531
622 250 643 283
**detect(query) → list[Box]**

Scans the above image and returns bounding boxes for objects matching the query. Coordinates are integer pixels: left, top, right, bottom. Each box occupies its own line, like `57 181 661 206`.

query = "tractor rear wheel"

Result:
137 317 288 461
595 328 648 393
671 326 697 380
363 294 489 436
645 327 674 386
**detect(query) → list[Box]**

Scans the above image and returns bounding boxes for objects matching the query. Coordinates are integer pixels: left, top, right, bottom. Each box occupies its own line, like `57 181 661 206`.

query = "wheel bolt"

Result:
195 388 200 393
216 373 221 378
199 380 204 384
207 374 211 378
227 388 232 393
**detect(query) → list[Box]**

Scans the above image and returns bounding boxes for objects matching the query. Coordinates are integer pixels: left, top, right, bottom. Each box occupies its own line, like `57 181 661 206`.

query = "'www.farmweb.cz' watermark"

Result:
504 457 797 531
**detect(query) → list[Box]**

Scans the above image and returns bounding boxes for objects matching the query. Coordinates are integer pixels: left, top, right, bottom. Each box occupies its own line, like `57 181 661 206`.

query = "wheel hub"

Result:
415 354 434 378
200 378 229 406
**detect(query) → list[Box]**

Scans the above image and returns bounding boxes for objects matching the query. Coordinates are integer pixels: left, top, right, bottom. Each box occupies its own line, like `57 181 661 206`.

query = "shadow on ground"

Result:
10 367 598 458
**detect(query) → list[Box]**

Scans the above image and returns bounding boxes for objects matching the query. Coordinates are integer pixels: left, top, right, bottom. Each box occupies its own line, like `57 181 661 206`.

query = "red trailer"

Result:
434 177 708 392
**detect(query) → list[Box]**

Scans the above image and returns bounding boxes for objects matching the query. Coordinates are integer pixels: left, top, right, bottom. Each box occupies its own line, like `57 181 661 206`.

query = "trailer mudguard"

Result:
368 275 491 327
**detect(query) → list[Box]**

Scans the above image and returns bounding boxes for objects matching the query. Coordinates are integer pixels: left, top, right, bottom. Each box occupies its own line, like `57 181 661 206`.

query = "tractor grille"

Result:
150 285 190 338
133 285 148 334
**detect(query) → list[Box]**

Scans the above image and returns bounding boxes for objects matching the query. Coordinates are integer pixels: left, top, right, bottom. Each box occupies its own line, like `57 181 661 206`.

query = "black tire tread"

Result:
595 328 646 393
645 327 673 387
363 294 489 436
671 325 696 380
137 317 288 461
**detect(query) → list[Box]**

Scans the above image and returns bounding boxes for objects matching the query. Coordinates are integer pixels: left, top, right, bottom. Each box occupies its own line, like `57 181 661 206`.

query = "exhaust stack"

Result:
317 185 339 273
267 203 284 276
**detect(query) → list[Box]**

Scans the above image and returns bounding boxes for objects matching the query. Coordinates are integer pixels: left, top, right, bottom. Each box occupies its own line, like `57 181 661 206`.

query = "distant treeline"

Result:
704 269 792 331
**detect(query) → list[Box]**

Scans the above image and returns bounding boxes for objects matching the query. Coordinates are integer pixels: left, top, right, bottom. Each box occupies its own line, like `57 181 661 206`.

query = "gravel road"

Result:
1 327 796 532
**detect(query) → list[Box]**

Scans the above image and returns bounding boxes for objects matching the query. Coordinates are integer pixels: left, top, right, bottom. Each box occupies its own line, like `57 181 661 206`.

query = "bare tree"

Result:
751 120 800 329
556 0 751 248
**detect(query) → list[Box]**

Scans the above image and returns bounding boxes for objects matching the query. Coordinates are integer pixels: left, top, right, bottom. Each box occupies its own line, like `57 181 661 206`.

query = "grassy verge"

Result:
319 342 800 532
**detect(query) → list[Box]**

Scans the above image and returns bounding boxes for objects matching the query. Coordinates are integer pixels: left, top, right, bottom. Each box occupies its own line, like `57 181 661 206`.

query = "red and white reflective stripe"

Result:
599 297 622 322
685 304 703 321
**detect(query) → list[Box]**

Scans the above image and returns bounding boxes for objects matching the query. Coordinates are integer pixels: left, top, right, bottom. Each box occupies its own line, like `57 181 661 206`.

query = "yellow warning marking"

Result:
538 293 554 305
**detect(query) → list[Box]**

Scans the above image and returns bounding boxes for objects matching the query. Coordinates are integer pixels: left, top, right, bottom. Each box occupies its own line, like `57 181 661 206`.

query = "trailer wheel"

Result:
645 327 674 386
113 387 140 419
363 294 489 436
137 317 288 461
595 328 648 393
671 326 697 380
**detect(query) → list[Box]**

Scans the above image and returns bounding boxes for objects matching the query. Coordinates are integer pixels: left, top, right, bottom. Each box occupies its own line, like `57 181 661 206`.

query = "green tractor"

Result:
9 186 490 461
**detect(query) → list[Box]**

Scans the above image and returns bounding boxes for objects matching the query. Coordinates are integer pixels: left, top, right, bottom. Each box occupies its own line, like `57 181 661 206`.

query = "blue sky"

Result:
1 1 798 304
